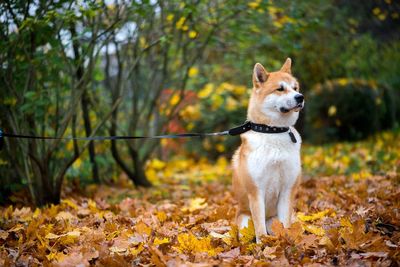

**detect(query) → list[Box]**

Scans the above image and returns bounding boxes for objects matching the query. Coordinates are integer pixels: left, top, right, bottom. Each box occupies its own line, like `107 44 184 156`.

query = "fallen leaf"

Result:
218 247 240 259
45 233 60 239
239 220 255 244
297 209 331 222
135 221 152 236
55 211 75 221
154 237 170 246
359 252 388 258
263 246 277 260
303 224 325 236
181 197 208 212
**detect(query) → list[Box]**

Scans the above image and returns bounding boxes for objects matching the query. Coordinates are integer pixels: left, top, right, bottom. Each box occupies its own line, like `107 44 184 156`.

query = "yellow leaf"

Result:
319 236 334 249
209 231 229 239
373 7 381 15
248 0 261 9
303 224 325 236
297 209 331 222
61 199 78 210
46 251 65 261
176 232 222 256
271 219 285 237
156 211 167 223
88 199 97 212
340 217 353 231
45 233 60 239
223 226 239 246
216 143 225 153
72 158 82 168
32 208 41 219
328 106 337 117
135 221 152 236
153 237 170 246
169 94 180 106
150 159 166 170
166 14 174 22
239 219 256 244
176 17 186 30
109 246 127 255
198 83 214 99
55 211 75 221
211 94 224 110
226 96 238 111
181 197 208 212
130 243 144 256
188 66 199 77
188 30 197 39
66 230 81 238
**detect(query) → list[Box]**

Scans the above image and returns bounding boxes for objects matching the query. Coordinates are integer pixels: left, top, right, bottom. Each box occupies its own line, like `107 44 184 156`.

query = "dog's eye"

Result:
277 86 285 92
293 86 298 91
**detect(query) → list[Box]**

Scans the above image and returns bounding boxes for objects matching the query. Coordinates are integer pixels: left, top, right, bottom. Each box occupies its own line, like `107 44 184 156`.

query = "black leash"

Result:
0 121 296 150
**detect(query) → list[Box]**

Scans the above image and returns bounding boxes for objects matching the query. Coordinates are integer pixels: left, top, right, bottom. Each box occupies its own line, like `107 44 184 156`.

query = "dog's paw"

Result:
266 217 276 235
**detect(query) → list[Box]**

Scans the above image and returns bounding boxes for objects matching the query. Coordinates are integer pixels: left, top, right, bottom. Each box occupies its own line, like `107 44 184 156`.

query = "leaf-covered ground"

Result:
1 132 399 266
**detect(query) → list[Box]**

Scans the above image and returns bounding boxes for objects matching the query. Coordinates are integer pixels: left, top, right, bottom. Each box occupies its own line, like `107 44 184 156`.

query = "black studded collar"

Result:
228 121 297 143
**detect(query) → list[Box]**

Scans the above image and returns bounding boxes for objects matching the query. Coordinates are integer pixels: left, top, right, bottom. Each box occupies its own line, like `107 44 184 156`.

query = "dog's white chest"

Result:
243 129 301 217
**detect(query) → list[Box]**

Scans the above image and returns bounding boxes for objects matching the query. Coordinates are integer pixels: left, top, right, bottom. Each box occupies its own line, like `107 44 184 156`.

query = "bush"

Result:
306 78 398 143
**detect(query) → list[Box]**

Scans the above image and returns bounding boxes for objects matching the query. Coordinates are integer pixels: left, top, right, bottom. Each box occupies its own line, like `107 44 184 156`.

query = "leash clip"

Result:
0 129 3 150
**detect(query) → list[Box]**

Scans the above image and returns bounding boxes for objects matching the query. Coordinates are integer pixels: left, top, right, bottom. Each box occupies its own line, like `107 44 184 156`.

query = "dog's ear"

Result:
280 58 292 74
253 63 269 87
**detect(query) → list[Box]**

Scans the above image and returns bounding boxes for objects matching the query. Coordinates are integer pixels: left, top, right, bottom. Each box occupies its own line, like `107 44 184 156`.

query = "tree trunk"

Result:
109 111 151 187
131 149 152 187
70 24 100 183
81 91 100 183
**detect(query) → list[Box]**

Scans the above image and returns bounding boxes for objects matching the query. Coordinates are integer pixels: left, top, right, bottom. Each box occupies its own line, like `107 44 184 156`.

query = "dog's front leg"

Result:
277 187 295 228
248 191 267 243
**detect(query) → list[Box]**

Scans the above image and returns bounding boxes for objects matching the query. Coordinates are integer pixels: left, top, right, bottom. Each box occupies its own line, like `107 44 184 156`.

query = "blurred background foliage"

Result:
0 0 399 206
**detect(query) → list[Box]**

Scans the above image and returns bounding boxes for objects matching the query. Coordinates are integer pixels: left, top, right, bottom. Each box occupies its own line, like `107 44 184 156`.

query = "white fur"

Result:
261 86 301 127
244 128 301 224
233 68 304 242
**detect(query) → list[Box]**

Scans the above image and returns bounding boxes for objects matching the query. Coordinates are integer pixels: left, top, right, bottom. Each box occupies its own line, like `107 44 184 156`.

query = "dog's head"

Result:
247 58 304 127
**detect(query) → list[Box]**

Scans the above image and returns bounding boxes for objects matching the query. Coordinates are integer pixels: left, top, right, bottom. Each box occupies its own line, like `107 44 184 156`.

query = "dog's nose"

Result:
295 94 304 103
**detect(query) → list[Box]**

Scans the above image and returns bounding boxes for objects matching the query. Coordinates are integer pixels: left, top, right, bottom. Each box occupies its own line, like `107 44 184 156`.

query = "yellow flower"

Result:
188 67 199 77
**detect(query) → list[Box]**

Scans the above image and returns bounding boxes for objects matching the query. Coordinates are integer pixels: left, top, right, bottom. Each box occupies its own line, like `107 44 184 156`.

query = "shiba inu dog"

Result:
232 58 304 243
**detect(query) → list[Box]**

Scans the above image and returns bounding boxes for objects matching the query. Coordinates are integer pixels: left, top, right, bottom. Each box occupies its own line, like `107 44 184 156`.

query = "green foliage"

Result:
306 79 397 143
0 0 399 206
